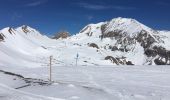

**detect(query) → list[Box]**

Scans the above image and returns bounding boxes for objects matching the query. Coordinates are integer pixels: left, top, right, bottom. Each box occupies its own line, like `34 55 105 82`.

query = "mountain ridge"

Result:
0 17 170 66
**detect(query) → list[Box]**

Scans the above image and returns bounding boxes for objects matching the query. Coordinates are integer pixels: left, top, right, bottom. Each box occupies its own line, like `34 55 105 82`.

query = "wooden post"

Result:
49 56 53 82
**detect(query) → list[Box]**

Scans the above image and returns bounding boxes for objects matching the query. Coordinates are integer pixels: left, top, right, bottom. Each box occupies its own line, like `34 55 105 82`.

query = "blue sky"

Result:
0 0 170 35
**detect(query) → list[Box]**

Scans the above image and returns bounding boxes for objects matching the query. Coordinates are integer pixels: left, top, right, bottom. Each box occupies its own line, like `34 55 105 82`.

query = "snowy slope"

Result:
156 31 170 50
0 26 55 67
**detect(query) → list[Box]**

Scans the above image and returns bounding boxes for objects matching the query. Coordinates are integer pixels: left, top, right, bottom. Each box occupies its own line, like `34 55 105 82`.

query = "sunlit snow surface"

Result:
1 66 170 100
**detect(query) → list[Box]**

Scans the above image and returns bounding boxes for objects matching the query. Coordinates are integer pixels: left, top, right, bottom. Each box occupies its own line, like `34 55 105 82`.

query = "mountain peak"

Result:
104 17 153 37
111 17 135 22
16 25 37 34
78 17 155 38
14 25 45 37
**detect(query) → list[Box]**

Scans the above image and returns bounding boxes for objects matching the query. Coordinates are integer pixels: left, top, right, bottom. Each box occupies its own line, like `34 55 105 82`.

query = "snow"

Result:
1 66 170 100
78 22 106 38
0 84 64 100
0 17 170 100
156 31 170 50
125 42 146 65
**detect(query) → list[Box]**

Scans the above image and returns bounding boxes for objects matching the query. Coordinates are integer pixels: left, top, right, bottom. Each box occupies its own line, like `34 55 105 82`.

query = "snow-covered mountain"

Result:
74 17 170 65
0 17 170 67
0 25 55 67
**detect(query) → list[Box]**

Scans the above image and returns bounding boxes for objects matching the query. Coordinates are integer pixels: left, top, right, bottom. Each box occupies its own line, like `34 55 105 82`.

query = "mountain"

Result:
52 31 71 39
0 25 55 67
75 17 170 65
0 17 170 67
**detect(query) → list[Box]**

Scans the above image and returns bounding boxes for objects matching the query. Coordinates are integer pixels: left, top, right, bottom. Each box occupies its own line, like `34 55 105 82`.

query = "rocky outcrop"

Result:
105 56 134 65
126 61 134 65
0 33 5 41
53 31 70 39
88 43 99 49
22 25 30 34
8 28 15 35
136 30 156 49
101 28 123 39
109 46 118 51
105 56 119 65
109 45 128 52
145 46 170 65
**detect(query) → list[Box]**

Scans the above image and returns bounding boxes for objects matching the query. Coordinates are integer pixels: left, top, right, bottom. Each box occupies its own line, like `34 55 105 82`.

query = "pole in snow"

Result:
76 53 79 66
49 55 53 82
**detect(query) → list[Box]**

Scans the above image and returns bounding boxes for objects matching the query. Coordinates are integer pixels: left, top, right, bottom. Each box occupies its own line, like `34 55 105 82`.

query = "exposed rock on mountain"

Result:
22 25 31 34
88 43 99 49
0 33 5 41
53 31 70 39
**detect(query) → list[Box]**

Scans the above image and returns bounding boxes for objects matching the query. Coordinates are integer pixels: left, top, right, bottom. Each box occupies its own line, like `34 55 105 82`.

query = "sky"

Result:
0 0 170 35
